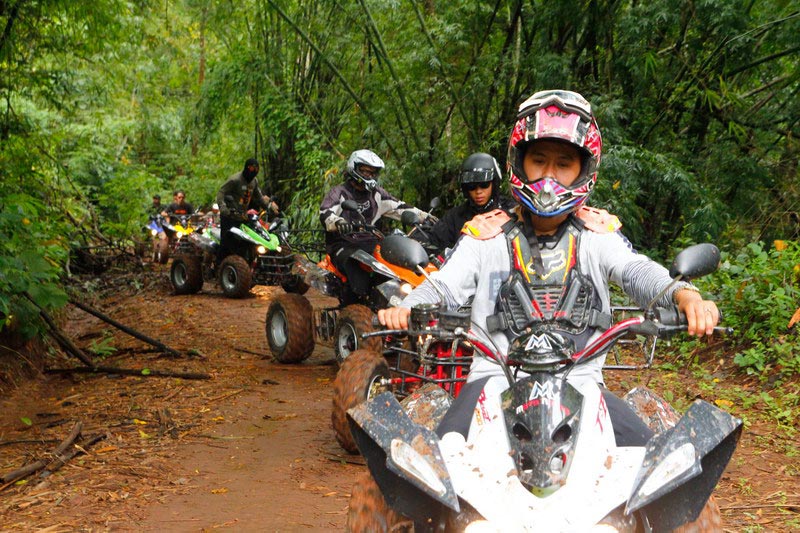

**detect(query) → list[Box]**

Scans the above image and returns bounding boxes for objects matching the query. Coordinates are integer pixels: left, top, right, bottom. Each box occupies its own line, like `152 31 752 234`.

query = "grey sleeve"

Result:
584 230 675 310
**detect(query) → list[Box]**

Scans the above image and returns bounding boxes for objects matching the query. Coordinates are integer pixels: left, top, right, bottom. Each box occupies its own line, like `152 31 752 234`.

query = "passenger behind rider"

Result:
414 152 515 256
319 149 436 305
379 89 720 446
216 158 277 259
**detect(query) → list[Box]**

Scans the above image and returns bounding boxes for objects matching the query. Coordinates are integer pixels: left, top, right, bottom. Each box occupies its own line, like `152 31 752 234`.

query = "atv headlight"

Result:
150 229 158 237
400 282 413 295
276 245 282 252
176 230 185 237
256 245 267 255
636 442 695 498
390 438 447 497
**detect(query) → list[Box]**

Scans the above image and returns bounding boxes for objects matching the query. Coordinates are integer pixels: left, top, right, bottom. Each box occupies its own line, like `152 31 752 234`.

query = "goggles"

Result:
517 90 593 121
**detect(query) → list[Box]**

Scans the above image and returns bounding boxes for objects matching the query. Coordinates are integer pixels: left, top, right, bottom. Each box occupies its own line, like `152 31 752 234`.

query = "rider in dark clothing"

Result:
319 149 433 304
216 158 273 259
421 153 515 254
162 190 195 225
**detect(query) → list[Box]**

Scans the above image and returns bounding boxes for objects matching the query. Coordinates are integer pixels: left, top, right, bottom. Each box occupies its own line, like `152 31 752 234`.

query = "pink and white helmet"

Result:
507 90 602 217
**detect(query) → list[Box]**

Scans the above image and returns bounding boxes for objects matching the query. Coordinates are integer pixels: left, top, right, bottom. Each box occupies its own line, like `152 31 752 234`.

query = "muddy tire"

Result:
265 293 315 363
281 275 309 295
170 256 204 294
334 304 382 365
218 255 252 298
673 495 722 532
346 471 408 532
153 239 170 264
332 349 390 454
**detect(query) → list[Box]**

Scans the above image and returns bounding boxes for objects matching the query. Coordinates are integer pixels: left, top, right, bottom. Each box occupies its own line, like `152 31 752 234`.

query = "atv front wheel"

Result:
218 255 252 298
265 293 315 363
334 304 382 365
673 495 721 532
170 256 203 294
281 275 309 295
332 349 390 454
346 471 408 532
153 239 170 264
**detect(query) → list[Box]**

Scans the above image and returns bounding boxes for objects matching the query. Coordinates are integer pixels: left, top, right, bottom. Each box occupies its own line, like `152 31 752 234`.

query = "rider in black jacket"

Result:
420 153 515 254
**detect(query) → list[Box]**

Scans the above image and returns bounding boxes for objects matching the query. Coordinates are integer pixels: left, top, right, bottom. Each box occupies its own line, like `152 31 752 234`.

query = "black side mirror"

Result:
669 243 721 280
401 211 419 226
429 197 441 211
380 235 430 270
342 199 359 212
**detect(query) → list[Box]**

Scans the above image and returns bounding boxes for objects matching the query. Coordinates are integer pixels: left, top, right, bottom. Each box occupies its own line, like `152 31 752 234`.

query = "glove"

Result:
336 220 354 235
426 214 439 224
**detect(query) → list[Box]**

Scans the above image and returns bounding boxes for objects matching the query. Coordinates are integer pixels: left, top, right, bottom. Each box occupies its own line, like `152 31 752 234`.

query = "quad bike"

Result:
332 302 474 454
164 212 203 255
265 200 437 365
169 209 308 298
144 214 170 264
345 243 743 532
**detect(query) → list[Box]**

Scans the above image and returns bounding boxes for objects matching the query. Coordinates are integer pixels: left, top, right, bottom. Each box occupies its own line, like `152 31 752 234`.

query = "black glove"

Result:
336 220 354 235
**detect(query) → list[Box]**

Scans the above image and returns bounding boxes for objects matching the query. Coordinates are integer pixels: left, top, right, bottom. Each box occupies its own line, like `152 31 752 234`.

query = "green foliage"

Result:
706 241 800 377
88 332 117 358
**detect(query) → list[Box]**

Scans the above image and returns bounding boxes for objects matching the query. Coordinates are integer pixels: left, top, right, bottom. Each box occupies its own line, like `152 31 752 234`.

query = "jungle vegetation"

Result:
1 0 798 378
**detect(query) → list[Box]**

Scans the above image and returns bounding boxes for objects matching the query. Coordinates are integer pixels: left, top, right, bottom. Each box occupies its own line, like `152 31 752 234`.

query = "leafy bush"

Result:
705 241 800 378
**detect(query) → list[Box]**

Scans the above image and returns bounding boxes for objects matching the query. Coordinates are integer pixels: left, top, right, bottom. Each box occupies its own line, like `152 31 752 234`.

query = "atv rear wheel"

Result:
218 255 252 298
153 239 170 264
332 349 390 454
170 255 203 294
334 304 382 365
346 471 409 532
265 293 315 363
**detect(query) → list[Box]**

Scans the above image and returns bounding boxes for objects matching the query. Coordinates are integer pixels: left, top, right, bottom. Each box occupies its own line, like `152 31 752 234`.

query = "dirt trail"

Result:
0 269 797 531
0 278 362 532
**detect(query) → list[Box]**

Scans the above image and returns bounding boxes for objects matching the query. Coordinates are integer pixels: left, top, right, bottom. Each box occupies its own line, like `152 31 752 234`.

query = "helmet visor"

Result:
460 169 495 184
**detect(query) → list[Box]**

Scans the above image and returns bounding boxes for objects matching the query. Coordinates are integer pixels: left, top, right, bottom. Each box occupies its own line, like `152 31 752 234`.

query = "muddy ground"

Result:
0 266 797 531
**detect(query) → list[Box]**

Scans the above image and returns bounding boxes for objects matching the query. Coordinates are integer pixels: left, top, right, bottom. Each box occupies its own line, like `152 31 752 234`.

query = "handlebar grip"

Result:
653 307 687 326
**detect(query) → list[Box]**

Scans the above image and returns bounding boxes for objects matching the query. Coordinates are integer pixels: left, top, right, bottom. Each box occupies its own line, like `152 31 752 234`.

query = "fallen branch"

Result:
40 433 107 478
23 293 95 368
45 366 211 380
1 421 82 484
69 298 183 358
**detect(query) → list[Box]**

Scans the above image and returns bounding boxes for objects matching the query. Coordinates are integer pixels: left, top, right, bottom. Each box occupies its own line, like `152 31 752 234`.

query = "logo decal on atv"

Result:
516 381 568 415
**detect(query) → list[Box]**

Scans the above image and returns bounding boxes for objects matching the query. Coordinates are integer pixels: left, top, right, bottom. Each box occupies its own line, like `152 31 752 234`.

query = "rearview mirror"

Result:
669 243 721 280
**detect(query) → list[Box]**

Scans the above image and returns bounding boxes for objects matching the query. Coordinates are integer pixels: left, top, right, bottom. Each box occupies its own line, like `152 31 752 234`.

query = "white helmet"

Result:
346 149 384 191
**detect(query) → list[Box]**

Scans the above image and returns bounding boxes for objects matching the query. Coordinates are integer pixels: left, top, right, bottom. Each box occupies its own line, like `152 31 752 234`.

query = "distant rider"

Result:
162 190 195 225
216 158 276 258
319 149 435 305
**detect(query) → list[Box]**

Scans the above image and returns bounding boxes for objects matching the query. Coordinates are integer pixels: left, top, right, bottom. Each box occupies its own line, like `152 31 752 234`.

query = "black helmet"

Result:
459 152 501 211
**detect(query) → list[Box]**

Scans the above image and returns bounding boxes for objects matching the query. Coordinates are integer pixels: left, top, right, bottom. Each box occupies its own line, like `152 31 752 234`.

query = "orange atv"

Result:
265 202 436 365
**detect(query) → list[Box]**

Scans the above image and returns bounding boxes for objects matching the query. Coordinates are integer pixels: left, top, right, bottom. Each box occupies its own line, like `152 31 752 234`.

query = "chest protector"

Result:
486 218 611 354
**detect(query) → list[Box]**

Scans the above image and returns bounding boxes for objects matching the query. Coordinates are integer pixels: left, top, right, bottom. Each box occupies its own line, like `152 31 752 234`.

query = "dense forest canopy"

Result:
1 0 798 376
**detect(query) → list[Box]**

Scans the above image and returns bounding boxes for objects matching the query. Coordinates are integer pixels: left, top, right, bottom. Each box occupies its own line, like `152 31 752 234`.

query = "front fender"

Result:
348 392 460 516
626 399 742 530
